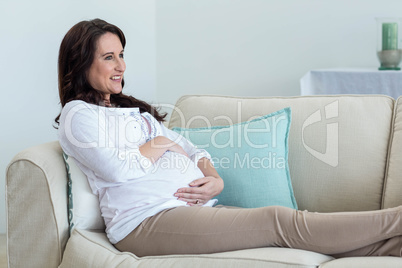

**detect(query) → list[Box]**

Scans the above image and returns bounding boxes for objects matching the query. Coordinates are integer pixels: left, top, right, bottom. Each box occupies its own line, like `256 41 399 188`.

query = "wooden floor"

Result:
0 234 7 268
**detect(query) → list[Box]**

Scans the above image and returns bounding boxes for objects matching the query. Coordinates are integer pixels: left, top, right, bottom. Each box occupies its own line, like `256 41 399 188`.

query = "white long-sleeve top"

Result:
58 100 216 244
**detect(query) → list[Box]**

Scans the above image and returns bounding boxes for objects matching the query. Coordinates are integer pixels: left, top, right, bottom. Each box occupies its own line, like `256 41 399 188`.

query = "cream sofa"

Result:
6 94 402 268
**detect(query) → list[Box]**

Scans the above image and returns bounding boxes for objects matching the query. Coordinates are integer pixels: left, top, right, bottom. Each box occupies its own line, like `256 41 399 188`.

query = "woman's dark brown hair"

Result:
55 18 166 125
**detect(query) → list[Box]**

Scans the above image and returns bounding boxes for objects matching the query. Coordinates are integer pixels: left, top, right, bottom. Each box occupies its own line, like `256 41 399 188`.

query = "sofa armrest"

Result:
6 141 69 268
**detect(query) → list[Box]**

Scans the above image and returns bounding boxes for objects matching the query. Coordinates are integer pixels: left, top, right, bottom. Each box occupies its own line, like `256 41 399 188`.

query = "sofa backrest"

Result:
383 96 402 209
168 95 396 212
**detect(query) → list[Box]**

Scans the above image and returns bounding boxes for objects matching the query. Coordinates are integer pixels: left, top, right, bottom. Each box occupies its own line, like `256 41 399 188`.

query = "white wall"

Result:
2 0 402 234
0 0 156 233
155 0 402 105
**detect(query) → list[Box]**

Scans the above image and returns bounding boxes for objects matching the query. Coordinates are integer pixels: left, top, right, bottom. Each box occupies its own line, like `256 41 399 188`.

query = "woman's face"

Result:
87 32 126 100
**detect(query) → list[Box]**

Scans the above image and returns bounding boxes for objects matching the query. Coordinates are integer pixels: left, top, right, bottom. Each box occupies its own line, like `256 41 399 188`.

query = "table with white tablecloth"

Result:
300 68 402 99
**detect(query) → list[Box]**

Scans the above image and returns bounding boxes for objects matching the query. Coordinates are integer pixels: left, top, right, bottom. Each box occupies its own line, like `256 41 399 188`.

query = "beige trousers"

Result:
115 205 402 257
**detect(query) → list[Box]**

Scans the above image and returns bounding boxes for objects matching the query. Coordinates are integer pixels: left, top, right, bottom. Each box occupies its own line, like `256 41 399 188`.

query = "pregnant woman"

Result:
57 18 402 257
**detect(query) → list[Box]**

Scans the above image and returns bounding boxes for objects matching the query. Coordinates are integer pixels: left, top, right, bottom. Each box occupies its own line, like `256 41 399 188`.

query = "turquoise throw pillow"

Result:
172 108 297 209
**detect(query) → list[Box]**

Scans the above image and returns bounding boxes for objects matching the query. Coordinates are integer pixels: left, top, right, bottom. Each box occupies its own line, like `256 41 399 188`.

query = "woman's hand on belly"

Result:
174 175 224 206
168 141 189 158
140 136 189 163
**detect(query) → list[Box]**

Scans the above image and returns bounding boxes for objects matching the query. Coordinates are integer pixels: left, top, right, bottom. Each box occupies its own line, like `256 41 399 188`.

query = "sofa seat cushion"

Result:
319 256 402 267
60 229 334 268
